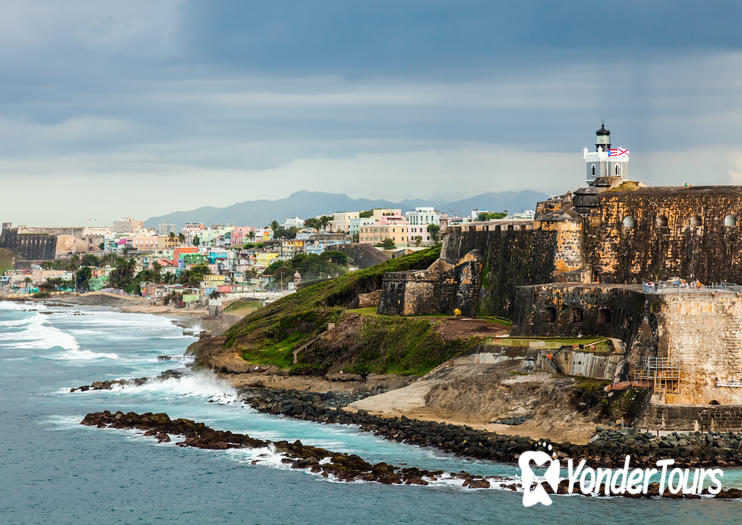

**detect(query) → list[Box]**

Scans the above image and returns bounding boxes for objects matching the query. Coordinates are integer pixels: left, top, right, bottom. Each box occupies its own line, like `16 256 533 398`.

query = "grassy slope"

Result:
320 315 479 376
0 248 15 273
224 245 444 374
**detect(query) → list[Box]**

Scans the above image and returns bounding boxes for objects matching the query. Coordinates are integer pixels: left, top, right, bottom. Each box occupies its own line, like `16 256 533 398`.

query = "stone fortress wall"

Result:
576 186 742 284
0 227 57 261
511 283 742 405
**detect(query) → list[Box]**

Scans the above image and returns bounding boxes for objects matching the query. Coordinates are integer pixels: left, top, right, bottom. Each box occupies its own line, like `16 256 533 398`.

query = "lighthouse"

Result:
583 123 630 186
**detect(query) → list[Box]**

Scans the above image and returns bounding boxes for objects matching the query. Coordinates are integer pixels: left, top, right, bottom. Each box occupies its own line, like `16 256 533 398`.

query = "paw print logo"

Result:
519 441 560 507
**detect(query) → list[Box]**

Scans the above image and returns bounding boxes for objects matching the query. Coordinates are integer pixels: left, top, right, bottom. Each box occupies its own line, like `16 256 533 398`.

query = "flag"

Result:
608 147 630 157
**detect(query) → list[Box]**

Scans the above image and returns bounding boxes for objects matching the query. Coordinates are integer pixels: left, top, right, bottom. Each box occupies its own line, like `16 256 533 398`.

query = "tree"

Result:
359 209 374 218
381 238 396 250
98 242 105 250
319 215 332 231
285 226 298 239
352 233 359 243
178 232 185 243
81 254 99 267
428 224 441 243
75 266 92 291
248 231 256 242
193 235 200 246
304 217 321 230
109 258 137 293
323 250 350 265
152 261 163 284
23 276 32 290
178 263 210 287
414 235 423 247
477 211 507 222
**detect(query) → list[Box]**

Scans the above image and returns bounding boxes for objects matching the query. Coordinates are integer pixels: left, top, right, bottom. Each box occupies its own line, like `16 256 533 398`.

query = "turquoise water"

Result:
0 301 740 524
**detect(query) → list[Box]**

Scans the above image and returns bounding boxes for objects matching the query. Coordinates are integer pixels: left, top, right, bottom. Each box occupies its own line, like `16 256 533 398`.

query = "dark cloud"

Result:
1 1 742 225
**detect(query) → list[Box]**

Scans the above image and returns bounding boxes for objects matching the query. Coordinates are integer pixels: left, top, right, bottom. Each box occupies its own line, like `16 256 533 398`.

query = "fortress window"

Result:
622 216 636 228
615 165 621 175
598 308 612 324
656 215 668 227
724 214 737 227
570 307 584 323
544 307 557 323
591 164 596 176
709 400 720 406
690 215 702 227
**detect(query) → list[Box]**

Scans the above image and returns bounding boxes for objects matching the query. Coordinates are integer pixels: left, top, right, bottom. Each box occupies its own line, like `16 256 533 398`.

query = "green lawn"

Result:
224 299 263 317
347 308 513 327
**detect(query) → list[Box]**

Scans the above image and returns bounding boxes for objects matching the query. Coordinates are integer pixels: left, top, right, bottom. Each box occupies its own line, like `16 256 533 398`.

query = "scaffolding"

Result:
631 356 684 394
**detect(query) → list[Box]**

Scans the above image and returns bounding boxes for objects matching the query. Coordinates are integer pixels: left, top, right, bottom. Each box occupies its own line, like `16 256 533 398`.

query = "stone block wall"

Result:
510 283 646 343
377 251 482 316
636 404 742 432
511 284 742 404
650 293 742 405
580 186 742 283
442 226 559 318
0 228 57 261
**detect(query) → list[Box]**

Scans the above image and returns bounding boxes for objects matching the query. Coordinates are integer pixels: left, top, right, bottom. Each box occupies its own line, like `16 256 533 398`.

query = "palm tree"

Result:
248 231 256 242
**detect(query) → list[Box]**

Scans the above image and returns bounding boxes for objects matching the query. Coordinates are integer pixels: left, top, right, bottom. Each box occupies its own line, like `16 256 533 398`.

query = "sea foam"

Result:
3 314 81 351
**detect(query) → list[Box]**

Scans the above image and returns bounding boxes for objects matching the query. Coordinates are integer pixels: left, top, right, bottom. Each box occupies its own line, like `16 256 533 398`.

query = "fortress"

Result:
378 125 742 415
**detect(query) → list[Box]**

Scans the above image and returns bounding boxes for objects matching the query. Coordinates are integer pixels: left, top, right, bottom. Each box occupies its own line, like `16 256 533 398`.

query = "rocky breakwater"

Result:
70 370 184 392
80 410 497 488
240 388 742 472
81 410 742 500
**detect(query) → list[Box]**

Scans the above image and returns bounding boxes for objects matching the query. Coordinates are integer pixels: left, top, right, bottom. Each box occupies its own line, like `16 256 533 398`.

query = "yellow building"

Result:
358 224 408 247
131 235 159 251
255 252 279 267
330 211 360 233
202 274 227 286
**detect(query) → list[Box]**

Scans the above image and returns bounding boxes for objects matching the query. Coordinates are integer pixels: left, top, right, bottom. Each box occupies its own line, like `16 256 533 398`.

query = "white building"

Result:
157 223 177 235
283 217 305 229
405 207 440 227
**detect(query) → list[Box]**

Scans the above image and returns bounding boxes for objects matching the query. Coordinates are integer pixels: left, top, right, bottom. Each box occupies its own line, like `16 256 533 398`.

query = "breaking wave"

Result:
2 314 80 351
107 371 238 403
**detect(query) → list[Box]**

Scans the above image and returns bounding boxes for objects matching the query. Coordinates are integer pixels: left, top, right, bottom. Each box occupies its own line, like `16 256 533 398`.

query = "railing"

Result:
642 281 742 294
716 380 742 388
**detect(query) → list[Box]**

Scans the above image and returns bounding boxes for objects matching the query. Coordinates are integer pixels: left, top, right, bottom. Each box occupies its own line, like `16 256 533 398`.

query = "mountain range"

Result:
144 190 550 229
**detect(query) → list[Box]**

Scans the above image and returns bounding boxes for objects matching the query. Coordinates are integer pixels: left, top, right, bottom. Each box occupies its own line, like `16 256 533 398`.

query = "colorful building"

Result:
359 223 409 247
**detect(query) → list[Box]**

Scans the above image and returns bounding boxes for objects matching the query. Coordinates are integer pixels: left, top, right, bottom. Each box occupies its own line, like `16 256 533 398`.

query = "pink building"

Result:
230 226 257 247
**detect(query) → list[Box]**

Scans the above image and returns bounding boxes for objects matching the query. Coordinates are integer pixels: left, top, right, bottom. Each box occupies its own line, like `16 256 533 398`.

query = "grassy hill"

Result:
223 245 465 375
0 248 16 274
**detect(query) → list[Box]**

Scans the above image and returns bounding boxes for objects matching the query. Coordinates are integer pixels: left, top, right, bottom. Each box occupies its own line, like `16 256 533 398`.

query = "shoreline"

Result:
12 296 741 484
80 409 742 500
1 293 240 337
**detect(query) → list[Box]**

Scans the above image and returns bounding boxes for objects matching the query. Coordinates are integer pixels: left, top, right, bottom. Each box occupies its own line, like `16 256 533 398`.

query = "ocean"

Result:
0 300 740 524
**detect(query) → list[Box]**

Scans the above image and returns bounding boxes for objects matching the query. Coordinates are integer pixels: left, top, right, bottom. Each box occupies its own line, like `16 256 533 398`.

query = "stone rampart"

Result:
0 228 57 261
579 186 742 283
510 283 645 344
636 404 742 432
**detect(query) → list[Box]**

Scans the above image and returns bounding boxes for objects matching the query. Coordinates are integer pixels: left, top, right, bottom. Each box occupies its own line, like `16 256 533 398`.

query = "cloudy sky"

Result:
3 0 742 225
